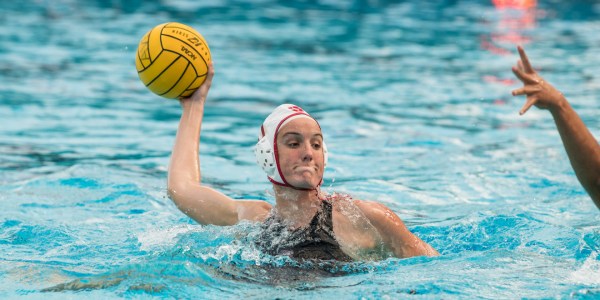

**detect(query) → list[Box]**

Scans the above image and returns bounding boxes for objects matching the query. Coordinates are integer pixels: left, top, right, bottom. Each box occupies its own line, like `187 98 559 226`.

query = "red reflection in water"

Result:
492 0 537 9
482 0 538 57
483 0 538 102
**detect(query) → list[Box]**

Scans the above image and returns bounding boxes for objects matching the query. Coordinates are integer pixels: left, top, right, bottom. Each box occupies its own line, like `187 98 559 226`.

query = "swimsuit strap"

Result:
311 199 336 243
292 199 353 262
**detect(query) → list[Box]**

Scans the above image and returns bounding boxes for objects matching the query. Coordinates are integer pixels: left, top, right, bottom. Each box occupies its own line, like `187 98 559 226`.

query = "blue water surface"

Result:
1 0 600 298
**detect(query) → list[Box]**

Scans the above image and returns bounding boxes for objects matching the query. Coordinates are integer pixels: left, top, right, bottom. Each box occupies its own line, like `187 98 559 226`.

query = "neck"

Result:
273 185 323 228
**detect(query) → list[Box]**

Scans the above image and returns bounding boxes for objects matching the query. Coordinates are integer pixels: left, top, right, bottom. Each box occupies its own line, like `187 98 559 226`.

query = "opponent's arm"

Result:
512 46 600 209
355 201 439 258
167 63 271 225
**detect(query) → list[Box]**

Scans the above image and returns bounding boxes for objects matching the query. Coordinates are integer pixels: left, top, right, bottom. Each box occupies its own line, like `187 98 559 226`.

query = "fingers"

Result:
514 46 541 115
512 87 526 96
519 97 537 115
193 61 215 98
179 61 215 102
206 61 214 81
517 46 534 73
202 62 214 88
512 66 537 84
511 86 539 96
517 60 524 72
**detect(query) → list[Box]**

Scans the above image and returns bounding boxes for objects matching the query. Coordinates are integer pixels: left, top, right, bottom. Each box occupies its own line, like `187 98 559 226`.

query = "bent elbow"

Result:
167 173 196 198
166 181 183 201
165 181 239 226
166 179 195 206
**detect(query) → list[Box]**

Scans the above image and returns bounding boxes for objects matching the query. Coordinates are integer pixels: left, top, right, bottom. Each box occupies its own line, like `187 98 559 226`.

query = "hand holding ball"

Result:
135 22 211 99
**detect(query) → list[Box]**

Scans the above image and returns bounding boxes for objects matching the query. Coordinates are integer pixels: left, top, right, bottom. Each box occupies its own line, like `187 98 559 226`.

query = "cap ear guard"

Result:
255 136 276 177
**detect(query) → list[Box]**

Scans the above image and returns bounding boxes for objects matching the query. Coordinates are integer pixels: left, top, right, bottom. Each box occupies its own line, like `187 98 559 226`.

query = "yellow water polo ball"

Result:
135 22 211 99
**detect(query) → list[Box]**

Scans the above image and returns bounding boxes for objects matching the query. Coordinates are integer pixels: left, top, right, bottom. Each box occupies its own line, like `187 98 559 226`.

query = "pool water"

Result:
2 0 600 298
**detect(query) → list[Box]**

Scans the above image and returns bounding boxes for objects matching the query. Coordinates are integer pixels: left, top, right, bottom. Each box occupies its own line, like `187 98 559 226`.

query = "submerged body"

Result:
167 63 438 261
256 198 354 262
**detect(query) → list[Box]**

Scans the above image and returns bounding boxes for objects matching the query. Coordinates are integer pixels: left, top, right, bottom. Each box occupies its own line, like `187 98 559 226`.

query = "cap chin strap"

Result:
268 177 318 191
254 136 328 191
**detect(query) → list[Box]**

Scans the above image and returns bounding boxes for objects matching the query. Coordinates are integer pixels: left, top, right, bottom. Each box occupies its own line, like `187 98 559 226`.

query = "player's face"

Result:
276 118 324 189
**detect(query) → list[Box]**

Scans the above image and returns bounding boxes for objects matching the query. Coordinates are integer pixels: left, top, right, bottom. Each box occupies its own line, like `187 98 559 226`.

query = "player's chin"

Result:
297 182 319 189
289 176 320 189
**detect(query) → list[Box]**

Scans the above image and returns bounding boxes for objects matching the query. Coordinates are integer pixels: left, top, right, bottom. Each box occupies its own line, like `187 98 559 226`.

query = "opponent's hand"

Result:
511 46 566 115
180 61 214 105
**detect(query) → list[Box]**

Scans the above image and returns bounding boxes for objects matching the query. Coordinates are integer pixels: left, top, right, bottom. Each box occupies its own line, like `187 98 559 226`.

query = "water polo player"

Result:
167 63 438 261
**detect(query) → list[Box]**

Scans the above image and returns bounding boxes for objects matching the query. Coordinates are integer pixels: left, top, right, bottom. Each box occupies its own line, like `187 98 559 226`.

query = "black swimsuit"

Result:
255 200 353 262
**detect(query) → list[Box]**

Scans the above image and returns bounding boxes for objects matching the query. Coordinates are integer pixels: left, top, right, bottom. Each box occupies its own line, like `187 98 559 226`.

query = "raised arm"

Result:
512 46 600 209
167 63 271 225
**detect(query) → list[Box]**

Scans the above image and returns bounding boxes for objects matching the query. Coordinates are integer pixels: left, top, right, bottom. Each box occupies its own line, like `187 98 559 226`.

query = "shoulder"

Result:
328 195 403 228
352 199 406 230
326 194 386 211
353 200 393 218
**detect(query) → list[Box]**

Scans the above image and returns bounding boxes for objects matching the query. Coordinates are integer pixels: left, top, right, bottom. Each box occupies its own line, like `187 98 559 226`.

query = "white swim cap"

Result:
254 104 328 189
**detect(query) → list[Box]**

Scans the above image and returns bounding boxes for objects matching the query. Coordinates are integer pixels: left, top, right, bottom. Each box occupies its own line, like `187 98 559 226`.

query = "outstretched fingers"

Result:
511 86 538 96
512 87 526 96
512 65 537 84
519 96 538 115
517 46 534 73
517 60 525 72
513 85 540 115
512 46 547 115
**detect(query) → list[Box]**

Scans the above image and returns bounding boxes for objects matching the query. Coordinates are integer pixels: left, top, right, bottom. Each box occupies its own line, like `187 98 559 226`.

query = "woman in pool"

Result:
512 46 600 210
167 62 438 261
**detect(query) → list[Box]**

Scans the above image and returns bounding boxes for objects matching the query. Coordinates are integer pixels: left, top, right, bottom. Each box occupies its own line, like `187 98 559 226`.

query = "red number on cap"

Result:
288 105 304 112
